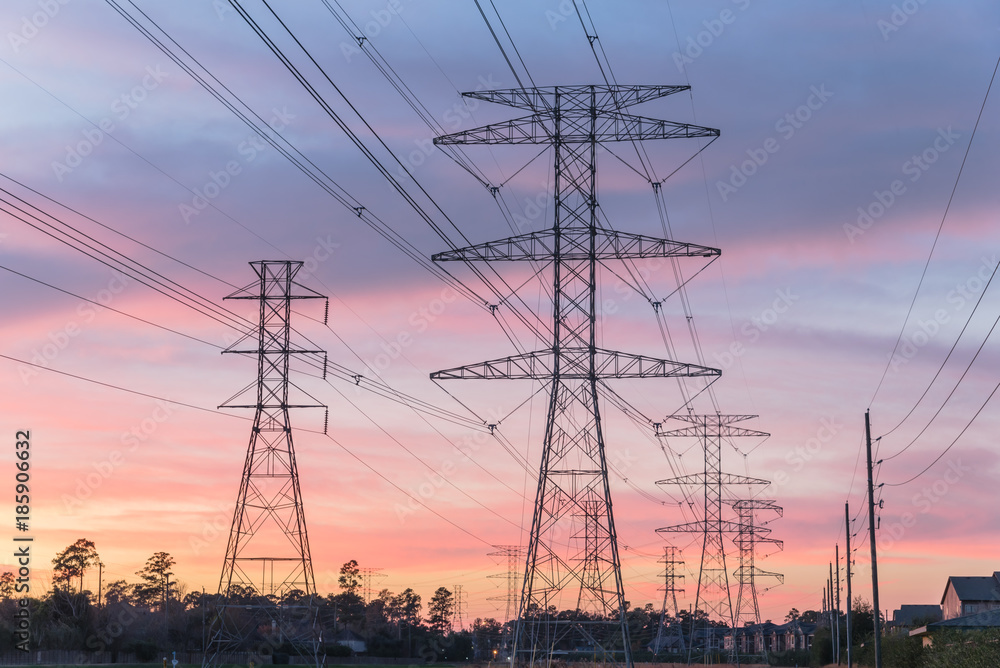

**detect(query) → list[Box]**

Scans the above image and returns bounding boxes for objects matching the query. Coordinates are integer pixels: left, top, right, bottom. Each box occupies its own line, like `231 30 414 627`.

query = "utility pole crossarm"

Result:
432 229 719 262
431 348 720 380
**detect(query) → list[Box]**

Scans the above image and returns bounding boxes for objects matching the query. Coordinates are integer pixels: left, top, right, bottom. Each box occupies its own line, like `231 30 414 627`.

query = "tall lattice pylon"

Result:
651 545 685 656
204 261 326 668
656 414 769 664
431 85 721 668
730 499 783 661
488 545 524 659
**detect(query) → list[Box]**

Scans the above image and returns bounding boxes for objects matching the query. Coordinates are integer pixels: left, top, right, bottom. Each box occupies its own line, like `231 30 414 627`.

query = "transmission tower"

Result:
204 261 327 668
453 584 468 632
488 545 524 659
359 567 387 604
431 84 721 668
656 414 769 664
651 545 685 656
730 499 783 661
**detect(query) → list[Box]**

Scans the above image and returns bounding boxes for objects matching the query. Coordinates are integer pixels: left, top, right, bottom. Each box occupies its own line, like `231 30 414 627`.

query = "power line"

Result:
868 53 999 407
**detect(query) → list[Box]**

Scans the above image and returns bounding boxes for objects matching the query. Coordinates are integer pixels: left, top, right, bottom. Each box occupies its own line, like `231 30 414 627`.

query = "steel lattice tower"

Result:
431 85 721 668
359 567 386 604
488 545 524 659
651 545 685 656
730 499 783 660
656 414 769 664
204 261 326 668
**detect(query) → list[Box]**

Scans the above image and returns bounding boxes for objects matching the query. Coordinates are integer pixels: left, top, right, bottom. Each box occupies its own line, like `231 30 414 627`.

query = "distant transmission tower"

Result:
453 584 467 631
731 499 783 661
204 261 327 668
488 545 523 658
656 414 769 664
432 84 721 668
651 545 685 656
359 567 387 604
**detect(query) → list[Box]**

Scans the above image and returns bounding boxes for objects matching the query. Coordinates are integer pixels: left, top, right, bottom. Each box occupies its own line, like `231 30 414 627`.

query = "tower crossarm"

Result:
655 473 770 486
431 229 719 262
733 566 784 584
435 113 718 146
459 84 692 112
734 535 784 550
731 499 783 516
656 425 769 438
431 348 720 381
657 520 745 534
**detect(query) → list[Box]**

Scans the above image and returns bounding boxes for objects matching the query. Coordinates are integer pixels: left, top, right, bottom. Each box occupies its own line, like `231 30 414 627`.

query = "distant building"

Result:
889 604 942 633
334 627 367 653
940 571 1000 620
909 608 1000 648
723 620 814 656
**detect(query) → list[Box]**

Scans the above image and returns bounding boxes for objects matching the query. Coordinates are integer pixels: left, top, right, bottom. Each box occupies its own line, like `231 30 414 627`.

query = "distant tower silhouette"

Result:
731 499 783 660
431 84 721 668
204 261 326 668
656 414 769 664
651 545 685 656
488 545 524 658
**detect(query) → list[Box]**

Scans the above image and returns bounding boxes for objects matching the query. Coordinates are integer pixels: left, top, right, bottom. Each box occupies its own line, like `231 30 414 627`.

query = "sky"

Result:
1 0 999 628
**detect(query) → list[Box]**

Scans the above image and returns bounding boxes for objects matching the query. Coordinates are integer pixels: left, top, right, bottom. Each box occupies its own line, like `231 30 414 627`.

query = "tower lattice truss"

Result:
656 414 770 663
431 85 721 668
204 261 326 667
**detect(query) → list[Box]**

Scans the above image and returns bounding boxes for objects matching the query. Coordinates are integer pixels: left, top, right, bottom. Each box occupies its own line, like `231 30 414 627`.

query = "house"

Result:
940 572 1000 620
909 608 1000 648
647 624 685 654
778 619 816 651
723 621 814 656
889 604 942 633
333 627 367 653
725 622 776 655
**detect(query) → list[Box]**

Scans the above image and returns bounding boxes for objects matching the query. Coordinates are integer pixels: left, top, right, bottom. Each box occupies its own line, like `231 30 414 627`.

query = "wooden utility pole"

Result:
866 410 882 668
845 502 853 668
829 563 836 665
836 543 842 664
97 560 104 609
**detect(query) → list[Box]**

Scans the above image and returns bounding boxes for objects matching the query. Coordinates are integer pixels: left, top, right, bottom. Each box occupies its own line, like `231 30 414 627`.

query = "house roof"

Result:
893 604 942 625
941 575 1000 605
910 608 1000 638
